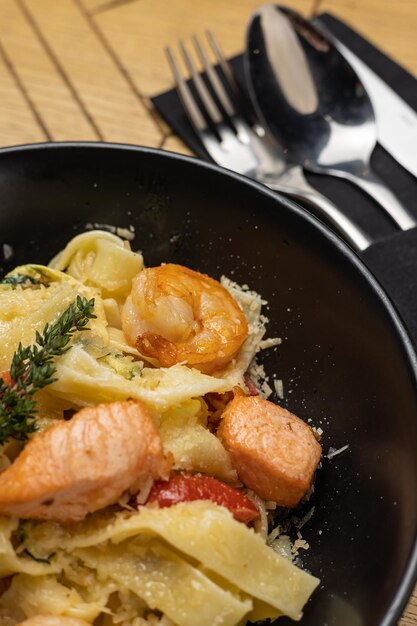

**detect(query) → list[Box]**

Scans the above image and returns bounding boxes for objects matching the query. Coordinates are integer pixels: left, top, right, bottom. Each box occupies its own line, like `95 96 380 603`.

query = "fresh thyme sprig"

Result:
0 296 96 446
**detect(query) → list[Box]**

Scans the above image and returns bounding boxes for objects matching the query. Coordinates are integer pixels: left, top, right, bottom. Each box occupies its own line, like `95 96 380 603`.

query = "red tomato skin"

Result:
146 474 260 524
244 374 260 396
0 371 11 386
0 371 11 394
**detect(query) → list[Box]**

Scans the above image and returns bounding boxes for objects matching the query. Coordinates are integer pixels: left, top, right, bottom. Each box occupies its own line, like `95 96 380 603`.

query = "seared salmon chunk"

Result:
218 396 321 507
0 400 170 521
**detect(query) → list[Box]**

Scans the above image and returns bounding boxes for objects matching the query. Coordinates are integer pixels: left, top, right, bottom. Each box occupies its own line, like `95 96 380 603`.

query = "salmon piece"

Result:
18 616 90 626
217 396 322 507
0 400 170 522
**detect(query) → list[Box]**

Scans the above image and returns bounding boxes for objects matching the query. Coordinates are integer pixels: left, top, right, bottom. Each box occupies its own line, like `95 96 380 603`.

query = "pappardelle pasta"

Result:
0 231 321 626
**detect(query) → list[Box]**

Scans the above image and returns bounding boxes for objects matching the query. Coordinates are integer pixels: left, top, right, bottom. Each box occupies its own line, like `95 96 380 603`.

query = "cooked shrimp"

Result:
0 400 170 522
218 396 322 507
18 616 90 626
121 264 248 374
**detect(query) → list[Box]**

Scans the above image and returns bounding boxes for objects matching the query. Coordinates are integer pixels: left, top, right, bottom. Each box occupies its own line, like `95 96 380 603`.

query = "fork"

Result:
165 32 372 252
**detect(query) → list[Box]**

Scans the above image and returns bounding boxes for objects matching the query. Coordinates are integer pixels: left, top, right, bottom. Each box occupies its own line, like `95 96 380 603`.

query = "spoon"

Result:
245 4 416 231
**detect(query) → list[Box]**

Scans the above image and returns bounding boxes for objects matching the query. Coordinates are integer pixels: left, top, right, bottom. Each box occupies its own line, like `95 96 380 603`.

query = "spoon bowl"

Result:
245 4 416 230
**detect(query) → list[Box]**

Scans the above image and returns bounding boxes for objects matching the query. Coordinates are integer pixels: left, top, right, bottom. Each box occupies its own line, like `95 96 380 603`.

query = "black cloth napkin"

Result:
152 13 417 342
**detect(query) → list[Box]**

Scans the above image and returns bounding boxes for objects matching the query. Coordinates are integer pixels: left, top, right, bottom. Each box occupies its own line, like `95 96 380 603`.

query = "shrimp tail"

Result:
137 332 179 368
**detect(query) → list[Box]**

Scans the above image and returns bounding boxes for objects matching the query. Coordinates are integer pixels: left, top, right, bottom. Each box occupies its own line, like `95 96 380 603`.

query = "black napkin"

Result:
152 13 417 342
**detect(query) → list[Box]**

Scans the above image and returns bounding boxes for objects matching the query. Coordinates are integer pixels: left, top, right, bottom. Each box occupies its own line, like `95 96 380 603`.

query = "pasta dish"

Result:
0 230 321 625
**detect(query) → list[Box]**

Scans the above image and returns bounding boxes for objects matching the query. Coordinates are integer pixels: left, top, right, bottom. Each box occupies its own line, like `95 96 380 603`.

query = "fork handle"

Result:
264 173 372 252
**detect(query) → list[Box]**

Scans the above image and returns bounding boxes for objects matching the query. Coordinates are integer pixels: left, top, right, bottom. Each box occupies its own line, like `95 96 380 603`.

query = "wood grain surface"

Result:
0 0 416 623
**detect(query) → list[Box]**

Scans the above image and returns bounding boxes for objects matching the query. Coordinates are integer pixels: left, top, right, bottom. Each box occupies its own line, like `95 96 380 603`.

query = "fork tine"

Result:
165 46 206 132
206 30 242 99
166 36 280 185
166 42 239 160
179 40 222 125
206 30 263 135
192 34 235 118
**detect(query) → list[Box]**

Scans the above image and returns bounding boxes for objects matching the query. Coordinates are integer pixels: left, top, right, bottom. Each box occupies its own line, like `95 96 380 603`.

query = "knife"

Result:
315 19 417 179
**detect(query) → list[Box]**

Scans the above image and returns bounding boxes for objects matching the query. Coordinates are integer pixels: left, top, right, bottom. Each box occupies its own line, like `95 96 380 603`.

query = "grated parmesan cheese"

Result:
312 426 323 438
259 337 282 350
270 534 293 561
260 380 273 399
219 277 283 398
326 444 349 459
248 362 274 399
292 538 310 555
292 506 316 529
246 490 269 539
274 378 284 400
133 475 154 504
2 244 13 261
117 492 136 512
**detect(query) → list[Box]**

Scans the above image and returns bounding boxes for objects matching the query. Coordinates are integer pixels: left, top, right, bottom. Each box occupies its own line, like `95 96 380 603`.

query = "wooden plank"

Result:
91 0 316 97
0 0 98 141
0 44 45 146
319 0 417 77
83 0 140 15
161 134 193 156
401 585 417 625
23 0 164 146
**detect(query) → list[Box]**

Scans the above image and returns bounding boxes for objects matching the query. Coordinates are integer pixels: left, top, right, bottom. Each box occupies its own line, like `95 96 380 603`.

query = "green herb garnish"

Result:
0 274 38 288
0 267 52 289
0 296 96 446
24 548 56 564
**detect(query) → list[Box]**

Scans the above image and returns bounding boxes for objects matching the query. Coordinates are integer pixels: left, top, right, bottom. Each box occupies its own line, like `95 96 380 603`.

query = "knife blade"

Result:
315 20 417 179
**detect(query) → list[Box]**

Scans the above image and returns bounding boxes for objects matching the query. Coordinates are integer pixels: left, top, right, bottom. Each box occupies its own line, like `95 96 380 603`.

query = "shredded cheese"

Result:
326 444 349 459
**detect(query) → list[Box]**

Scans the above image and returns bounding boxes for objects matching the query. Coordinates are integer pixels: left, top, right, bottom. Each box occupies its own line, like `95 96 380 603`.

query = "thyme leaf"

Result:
0 274 38 288
0 296 96 446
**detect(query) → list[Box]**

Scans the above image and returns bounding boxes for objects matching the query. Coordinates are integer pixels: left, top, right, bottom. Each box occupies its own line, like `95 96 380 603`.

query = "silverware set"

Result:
165 4 417 252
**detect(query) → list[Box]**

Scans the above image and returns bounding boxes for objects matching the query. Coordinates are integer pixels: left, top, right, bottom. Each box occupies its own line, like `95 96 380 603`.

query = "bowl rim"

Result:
1 139 417 625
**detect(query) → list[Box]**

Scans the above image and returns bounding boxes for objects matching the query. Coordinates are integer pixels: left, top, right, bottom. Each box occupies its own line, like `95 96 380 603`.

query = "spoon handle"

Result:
340 169 416 231
263 168 372 252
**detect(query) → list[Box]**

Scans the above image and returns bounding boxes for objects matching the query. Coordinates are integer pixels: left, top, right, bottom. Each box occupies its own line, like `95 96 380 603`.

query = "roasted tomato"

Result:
146 473 260 524
0 371 11 387
243 374 260 396
0 371 11 397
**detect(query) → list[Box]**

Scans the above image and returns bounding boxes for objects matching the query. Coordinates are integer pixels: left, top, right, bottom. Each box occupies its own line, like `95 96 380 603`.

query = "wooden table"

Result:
0 0 416 623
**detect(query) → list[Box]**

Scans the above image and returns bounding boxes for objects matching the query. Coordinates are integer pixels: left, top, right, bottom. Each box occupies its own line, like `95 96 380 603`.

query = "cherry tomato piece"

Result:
146 473 260 524
0 371 11 386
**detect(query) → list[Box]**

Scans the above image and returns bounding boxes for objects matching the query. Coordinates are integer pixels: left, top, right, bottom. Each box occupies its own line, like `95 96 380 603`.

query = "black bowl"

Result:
1 142 417 626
